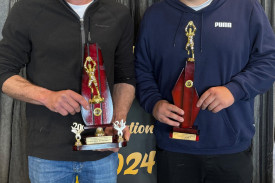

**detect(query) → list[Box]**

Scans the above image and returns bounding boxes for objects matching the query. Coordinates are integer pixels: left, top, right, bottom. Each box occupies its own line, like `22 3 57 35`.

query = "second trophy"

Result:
170 21 200 141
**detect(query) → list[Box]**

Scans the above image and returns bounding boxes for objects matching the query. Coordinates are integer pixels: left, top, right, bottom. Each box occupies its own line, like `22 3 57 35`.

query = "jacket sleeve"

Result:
135 12 162 114
114 13 136 87
0 2 32 92
225 0 275 101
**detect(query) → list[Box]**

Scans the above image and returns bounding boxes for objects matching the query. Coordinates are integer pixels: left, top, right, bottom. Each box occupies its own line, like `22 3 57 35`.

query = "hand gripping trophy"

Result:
71 37 127 151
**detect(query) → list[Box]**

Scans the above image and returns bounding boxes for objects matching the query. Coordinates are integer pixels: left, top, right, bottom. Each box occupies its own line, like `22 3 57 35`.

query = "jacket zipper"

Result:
59 0 94 67
80 1 95 66
80 18 85 66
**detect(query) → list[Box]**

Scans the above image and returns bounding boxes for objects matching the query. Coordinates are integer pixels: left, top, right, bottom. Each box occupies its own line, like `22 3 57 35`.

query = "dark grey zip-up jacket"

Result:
0 0 135 161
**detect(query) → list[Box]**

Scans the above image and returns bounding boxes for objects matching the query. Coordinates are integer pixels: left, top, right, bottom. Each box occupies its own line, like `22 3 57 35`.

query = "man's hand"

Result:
153 100 184 127
2 75 90 116
43 90 90 116
196 86 234 113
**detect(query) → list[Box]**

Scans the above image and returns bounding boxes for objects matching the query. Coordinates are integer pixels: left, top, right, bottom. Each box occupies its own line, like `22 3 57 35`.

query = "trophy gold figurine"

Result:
170 21 200 141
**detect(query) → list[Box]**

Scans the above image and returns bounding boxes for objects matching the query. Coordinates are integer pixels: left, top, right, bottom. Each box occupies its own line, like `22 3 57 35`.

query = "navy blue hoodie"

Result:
135 0 275 154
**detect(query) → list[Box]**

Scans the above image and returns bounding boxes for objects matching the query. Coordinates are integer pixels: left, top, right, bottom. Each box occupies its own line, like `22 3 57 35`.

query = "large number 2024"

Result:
117 151 156 175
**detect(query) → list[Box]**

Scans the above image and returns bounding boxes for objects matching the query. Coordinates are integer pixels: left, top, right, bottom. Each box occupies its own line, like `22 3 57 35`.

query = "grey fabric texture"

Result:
0 2 28 182
0 0 274 183
0 70 29 183
0 0 9 40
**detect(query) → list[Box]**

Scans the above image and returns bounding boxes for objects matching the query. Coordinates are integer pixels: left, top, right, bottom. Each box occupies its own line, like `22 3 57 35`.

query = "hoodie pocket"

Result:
197 110 238 149
220 110 237 137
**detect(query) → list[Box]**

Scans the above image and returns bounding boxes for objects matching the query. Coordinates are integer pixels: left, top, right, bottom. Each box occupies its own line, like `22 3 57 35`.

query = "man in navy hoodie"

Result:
135 0 275 182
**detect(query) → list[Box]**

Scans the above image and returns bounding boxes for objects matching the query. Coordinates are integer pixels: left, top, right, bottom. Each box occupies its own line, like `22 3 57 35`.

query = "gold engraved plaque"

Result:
172 132 197 141
86 136 113 145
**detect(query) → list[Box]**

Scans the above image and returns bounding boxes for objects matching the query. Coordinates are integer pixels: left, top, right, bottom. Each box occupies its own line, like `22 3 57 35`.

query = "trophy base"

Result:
71 121 127 151
170 127 199 141
73 141 127 151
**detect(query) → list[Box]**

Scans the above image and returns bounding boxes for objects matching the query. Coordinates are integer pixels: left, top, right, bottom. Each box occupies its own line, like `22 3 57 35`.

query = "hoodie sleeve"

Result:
225 0 275 101
0 1 32 92
135 11 163 114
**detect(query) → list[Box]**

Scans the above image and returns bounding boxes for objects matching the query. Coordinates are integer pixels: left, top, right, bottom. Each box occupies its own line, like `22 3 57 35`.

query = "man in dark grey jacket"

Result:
0 0 135 182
